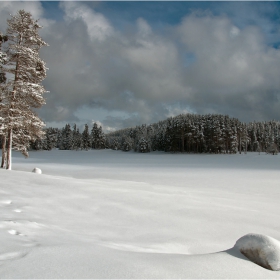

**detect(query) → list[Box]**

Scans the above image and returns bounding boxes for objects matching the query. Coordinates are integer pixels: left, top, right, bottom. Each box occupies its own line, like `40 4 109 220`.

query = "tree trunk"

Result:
1 134 6 168
6 35 19 171
6 129 12 170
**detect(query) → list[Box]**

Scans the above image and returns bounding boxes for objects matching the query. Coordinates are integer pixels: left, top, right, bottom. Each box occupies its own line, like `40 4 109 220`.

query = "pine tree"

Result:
237 123 248 154
0 10 48 169
60 124 73 150
82 124 91 150
91 122 100 149
0 33 8 168
251 127 259 152
98 126 106 149
121 136 133 151
111 137 120 150
58 127 64 150
72 124 81 151
0 33 8 84
137 137 151 153
266 134 278 155
30 127 58 151
45 127 58 150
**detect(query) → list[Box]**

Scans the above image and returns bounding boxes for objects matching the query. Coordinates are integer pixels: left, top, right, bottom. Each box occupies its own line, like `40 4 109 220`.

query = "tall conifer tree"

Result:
0 10 48 169
82 124 91 150
0 32 8 168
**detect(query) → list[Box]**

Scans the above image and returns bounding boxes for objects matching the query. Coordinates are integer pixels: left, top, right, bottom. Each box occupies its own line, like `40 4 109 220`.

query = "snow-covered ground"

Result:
1 150 280 278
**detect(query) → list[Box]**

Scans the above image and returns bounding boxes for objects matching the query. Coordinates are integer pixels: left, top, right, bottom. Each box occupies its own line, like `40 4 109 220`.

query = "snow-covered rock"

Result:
32 168 42 174
234 233 280 271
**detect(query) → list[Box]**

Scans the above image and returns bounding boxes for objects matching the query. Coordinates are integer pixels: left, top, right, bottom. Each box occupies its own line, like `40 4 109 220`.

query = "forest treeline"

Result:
2 113 278 155
106 114 279 154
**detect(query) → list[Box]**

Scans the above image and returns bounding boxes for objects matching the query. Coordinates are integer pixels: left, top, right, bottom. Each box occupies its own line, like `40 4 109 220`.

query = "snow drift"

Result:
32 167 42 174
0 150 280 278
235 233 280 271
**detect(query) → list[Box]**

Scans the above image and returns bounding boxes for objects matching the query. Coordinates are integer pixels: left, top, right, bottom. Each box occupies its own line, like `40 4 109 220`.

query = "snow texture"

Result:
0 150 280 278
32 167 42 174
235 233 280 271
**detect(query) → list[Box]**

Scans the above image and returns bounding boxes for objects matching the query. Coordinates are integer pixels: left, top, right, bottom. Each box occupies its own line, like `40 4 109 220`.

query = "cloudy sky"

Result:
1 1 280 132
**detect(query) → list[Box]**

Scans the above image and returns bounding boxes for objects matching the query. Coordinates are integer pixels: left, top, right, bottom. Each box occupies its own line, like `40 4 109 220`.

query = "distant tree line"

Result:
0 114 279 155
106 114 279 155
27 122 106 151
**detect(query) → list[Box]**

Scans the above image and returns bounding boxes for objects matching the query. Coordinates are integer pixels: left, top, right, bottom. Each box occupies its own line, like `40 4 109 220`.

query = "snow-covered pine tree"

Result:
31 127 62 151
0 10 48 169
32 138 44 151
91 122 100 149
75 128 82 151
274 123 280 151
228 126 238 154
72 124 77 149
72 124 80 150
111 137 120 150
45 127 58 150
212 122 223 153
60 124 73 150
0 33 8 168
137 137 151 153
264 124 272 152
98 127 106 149
0 33 8 84
266 134 278 155
237 123 246 154
250 125 259 152
82 124 91 150
104 135 110 149
58 127 65 150
120 136 133 151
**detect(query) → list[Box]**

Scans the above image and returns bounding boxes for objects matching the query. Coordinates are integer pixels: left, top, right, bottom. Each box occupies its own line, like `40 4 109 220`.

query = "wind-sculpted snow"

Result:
0 150 280 278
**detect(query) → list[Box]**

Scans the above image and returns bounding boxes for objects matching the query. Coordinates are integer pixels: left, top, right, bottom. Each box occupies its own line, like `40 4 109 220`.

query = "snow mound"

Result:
234 233 280 271
32 168 42 174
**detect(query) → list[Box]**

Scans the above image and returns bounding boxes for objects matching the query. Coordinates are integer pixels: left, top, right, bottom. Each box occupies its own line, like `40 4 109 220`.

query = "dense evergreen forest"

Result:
2 114 279 155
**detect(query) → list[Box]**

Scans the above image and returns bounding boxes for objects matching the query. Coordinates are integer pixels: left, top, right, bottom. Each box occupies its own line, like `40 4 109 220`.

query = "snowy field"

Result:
1 149 280 278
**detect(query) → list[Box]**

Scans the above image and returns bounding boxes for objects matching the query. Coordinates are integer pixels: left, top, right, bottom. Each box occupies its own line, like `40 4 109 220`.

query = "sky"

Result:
1 1 280 132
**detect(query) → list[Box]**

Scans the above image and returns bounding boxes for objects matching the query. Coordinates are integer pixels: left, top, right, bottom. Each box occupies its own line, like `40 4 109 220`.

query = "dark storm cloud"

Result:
1 1 280 131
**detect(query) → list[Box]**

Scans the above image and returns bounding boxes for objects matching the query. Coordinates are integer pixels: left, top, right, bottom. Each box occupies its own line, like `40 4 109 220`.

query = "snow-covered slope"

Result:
1 150 280 278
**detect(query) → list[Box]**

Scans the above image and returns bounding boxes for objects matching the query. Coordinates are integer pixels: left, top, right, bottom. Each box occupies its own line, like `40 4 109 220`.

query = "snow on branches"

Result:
0 10 48 169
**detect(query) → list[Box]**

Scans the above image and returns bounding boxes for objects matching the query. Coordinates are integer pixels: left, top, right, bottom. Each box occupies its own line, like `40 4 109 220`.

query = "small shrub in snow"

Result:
32 168 42 174
234 233 280 271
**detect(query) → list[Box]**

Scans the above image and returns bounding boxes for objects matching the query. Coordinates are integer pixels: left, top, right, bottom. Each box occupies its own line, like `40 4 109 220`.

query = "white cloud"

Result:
60 1 113 41
136 18 152 37
2 2 280 129
177 13 280 98
0 1 44 31
41 8 280 127
230 26 240 38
